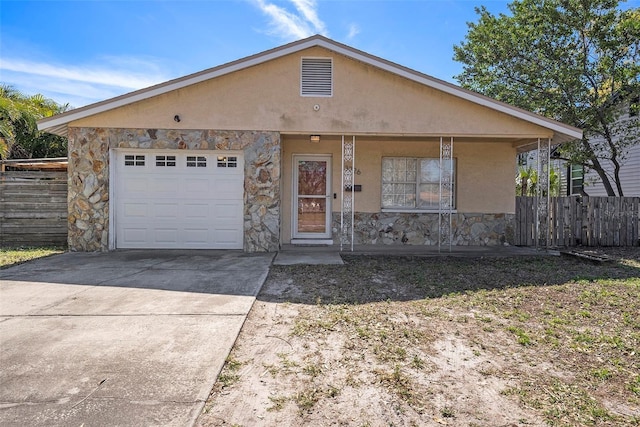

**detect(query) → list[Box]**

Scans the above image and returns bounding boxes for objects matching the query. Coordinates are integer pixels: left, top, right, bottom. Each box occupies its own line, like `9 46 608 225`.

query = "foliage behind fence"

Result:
515 196 640 247
0 171 68 247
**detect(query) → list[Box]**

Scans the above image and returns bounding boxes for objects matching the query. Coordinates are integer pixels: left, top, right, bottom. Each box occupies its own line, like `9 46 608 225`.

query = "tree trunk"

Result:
581 138 617 196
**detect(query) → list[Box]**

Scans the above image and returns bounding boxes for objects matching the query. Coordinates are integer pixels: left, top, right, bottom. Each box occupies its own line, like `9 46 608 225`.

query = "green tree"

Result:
454 0 640 196
516 166 561 196
0 84 70 159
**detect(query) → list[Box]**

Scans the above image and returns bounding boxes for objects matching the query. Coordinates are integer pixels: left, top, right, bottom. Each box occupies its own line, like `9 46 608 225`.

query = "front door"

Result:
293 155 332 239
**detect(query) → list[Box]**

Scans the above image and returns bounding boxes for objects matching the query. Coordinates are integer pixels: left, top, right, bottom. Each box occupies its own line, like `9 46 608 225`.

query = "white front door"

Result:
292 155 332 239
114 150 244 249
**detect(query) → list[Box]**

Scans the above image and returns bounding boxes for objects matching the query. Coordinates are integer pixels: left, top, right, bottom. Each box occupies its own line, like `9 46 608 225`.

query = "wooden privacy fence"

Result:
515 196 640 247
0 170 68 247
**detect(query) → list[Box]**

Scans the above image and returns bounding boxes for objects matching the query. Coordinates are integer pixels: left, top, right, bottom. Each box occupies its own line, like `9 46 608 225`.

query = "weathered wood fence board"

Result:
515 196 640 247
0 171 68 247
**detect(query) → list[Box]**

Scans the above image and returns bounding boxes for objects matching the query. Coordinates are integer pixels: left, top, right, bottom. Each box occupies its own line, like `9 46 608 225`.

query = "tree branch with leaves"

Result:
0 84 70 159
454 0 639 196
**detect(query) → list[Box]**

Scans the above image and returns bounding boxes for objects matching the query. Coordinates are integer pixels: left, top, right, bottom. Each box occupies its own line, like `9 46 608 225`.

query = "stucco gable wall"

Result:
72 47 552 139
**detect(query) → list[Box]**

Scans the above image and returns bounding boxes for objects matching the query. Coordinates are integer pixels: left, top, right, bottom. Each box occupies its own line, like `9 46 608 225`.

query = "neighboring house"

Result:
584 145 640 197
518 102 639 197
582 104 639 196
38 35 581 252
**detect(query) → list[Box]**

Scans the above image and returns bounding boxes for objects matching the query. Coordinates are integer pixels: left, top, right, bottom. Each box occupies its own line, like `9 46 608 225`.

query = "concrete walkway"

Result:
0 250 273 427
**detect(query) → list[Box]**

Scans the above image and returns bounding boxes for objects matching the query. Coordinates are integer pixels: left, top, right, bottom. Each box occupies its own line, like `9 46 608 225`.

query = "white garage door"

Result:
114 150 244 249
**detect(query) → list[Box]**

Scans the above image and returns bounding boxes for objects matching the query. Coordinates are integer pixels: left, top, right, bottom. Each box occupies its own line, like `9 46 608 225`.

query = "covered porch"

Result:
281 133 555 251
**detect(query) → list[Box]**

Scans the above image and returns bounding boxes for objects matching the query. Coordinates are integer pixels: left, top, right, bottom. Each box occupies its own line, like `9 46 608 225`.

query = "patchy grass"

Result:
0 246 65 269
199 248 640 427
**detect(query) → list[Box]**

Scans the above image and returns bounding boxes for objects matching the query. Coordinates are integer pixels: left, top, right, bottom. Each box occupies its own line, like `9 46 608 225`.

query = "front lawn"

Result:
199 248 640 427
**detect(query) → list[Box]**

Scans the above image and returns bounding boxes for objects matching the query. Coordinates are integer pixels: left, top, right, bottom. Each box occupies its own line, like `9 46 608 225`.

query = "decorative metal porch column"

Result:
341 136 355 251
439 137 454 252
536 138 551 249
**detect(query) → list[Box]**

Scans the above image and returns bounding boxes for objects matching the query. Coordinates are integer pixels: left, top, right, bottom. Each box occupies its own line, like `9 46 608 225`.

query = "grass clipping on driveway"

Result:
0 247 64 269
199 250 640 427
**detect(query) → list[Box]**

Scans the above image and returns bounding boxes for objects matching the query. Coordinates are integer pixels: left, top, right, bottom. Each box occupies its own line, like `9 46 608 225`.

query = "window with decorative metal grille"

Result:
381 157 456 210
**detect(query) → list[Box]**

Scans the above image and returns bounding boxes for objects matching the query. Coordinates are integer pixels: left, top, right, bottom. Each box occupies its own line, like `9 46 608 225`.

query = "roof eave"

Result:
38 35 583 142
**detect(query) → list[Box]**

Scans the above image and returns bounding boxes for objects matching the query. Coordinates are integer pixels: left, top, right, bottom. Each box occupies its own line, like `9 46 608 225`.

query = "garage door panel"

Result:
182 178 211 194
124 177 149 193
120 228 148 245
215 202 242 219
215 178 243 192
123 202 148 218
153 203 180 219
183 228 210 244
153 228 175 242
184 203 210 219
149 178 180 194
115 150 244 249
214 228 243 245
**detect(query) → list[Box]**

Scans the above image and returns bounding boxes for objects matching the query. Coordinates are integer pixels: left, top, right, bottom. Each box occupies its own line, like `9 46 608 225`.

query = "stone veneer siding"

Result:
67 127 280 252
332 212 515 246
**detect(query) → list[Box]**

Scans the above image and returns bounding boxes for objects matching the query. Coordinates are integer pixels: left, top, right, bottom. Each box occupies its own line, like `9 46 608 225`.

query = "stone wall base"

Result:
332 212 515 246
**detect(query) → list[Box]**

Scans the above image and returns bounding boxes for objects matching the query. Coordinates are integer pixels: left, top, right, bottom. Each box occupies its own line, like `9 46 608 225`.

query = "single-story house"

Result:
38 35 582 252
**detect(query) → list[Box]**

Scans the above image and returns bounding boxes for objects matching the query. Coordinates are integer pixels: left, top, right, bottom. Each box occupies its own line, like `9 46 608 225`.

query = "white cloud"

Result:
0 56 172 107
1 58 166 90
253 0 328 40
347 23 360 40
291 0 327 35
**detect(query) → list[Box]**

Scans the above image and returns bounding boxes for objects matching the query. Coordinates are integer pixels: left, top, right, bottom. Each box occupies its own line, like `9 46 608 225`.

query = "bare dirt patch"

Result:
197 249 640 427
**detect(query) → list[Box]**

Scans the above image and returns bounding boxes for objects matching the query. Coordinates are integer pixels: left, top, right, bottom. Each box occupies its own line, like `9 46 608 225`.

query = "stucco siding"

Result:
71 47 552 139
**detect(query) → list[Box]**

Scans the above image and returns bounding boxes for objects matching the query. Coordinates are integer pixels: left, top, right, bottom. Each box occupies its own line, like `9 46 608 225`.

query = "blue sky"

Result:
1 0 636 109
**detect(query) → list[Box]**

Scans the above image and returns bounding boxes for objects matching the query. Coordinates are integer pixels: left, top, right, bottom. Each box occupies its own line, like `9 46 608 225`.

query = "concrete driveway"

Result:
0 250 273 427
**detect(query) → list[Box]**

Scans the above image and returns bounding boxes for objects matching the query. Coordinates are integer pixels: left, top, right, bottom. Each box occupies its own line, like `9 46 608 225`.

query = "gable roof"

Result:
38 35 582 143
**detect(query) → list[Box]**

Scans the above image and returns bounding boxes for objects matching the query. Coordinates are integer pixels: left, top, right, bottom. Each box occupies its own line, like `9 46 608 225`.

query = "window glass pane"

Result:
418 183 439 208
406 159 417 181
393 158 406 182
388 183 414 208
298 160 327 195
297 198 327 233
125 154 145 166
382 158 394 182
406 167 417 182
420 159 440 183
217 156 238 168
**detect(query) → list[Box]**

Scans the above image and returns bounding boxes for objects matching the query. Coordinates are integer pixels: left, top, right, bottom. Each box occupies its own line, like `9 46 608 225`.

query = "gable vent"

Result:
301 57 333 97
